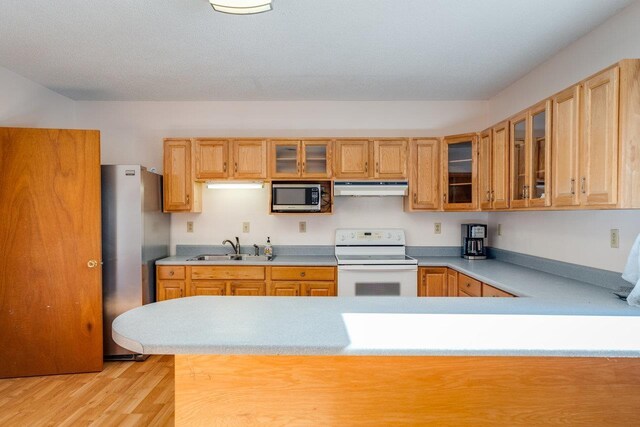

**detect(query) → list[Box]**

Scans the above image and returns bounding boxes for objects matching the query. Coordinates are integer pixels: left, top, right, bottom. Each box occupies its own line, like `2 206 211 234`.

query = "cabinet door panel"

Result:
409 139 440 210
334 140 370 178
232 140 267 179
271 140 301 178
491 122 510 209
479 130 492 210
191 281 227 296
302 282 336 297
164 139 193 211
443 134 477 210
302 140 332 178
510 113 529 208
552 86 581 207
191 266 265 280
229 282 266 296
158 281 185 301
271 267 335 281
581 66 619 206
195 139 229 179
447 269 458 297
269 282 301 296
374 140 407 178
528 101 552 207
419 267 447 297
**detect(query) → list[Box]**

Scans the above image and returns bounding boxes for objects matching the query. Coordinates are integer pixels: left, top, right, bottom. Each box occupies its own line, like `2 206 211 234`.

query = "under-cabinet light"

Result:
207 181 264 189
210 0 272 15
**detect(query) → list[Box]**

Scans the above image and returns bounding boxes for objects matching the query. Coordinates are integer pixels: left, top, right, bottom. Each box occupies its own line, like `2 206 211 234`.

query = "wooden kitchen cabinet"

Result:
190 281 227 296
334 139 371 178
442 133 478 210
232 139 267 179
373 139 407 179
479 122 509 210
447 268 458 297
229 282 266 296
405 138 440 211
163 139 202 212
157 280 186 301
418 267 448 297
194 139 229 179
270 140 332 179
334 139 408 179
510 100 552 208
482 283 515 298
457 273 482 297
269 266 336 297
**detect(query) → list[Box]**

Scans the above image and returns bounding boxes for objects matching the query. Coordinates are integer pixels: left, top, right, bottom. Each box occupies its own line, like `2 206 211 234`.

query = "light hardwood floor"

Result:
0 355 174 426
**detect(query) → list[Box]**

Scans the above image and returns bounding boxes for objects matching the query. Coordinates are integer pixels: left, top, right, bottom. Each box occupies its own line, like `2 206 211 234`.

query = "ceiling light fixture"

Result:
207 181 264 189
210 0 272 15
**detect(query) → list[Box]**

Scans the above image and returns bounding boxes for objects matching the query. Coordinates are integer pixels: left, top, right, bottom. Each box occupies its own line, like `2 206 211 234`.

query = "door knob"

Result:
87 260 99 268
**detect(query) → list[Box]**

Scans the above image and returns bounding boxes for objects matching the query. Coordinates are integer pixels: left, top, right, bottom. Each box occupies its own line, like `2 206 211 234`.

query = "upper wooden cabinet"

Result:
479 122 509 210
552 85 581 207
406 138 440 211
442 134 478 210
334 139 407 179
509 100 552 209
193 138 267 180
270 140 332 179
163 139 202 213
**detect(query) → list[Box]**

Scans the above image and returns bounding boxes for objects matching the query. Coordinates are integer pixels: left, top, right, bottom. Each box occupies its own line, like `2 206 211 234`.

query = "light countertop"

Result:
113 257 639 357
156 255 337 266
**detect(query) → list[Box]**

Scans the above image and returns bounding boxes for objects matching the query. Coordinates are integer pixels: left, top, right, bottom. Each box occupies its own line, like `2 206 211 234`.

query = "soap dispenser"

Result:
264 237 273 260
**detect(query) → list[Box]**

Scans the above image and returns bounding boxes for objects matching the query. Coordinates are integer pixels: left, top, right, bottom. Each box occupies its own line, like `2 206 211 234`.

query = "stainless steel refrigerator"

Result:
101 165 170 360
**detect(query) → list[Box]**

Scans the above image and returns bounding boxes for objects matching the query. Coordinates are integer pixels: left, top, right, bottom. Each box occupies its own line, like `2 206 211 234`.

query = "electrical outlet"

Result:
299 221 307 233
186 221 194 233
434 223 441 234
242 222 250 233
610 229 619 248
497 224 502 236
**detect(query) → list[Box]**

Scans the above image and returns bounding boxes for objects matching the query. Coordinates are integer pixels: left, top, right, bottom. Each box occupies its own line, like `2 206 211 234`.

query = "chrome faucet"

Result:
253 244 260 256
222 237 240 255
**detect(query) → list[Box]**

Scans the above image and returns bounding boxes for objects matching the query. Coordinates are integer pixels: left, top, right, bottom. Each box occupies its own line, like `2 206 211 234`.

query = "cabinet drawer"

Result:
158 266 186 280
483 284 515 298
191 266 265 280
457 273 482 297
271 267 335 281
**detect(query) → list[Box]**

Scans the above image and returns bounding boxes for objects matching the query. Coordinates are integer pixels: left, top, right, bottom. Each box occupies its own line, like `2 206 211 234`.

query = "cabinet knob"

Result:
169 270 174 276
223 162 227 172
302 162 305 173
413 193 417 203
186 194 190 204
491 190 495 202
234 163 238 173
570 178 575 195
443 193 447 204
365 162 368 173
580 177 586 194
466 283 471 287
486 191 490 201
300 272 306 277
376 162 379 173
87 260 98 268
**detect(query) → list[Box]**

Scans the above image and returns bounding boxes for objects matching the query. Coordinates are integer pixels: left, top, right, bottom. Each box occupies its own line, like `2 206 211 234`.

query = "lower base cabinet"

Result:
157 265 336 301
419 267 515 298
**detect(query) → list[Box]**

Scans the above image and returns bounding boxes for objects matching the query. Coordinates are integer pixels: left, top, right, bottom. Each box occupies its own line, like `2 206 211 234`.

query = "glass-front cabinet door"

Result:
443 134 478 210
529 100 551 207
271 140 301 178
271 140 332 179
301 140 331 178
510 113 529 208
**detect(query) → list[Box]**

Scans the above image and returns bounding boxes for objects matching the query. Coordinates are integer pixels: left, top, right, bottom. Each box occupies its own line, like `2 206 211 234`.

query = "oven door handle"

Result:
338 265 418 272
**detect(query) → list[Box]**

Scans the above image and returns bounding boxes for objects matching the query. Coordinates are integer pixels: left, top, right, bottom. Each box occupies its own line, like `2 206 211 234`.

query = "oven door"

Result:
337 265 418 297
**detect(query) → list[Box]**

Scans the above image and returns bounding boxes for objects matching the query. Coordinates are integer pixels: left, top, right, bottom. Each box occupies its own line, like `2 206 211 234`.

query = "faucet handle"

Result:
253 244 259 256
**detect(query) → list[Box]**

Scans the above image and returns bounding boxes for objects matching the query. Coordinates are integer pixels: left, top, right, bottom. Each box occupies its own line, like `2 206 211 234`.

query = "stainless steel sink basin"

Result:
187 254 272 262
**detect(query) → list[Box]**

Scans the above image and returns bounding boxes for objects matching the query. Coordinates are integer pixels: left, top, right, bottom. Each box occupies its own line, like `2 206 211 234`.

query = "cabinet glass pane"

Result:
304 144 327 174
275 145 298 174
447 141 472 204
512 120 526 201
531 111 547 200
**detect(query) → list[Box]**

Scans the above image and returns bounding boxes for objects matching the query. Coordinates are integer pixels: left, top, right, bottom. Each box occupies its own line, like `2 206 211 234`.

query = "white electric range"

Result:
335 229 418 297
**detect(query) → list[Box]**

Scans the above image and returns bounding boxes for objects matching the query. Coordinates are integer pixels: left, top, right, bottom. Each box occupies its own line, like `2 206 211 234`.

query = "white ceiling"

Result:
0 0 634 101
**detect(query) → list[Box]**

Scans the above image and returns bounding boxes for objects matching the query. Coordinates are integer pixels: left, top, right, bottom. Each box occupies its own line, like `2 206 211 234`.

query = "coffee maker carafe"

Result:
461 224 487 259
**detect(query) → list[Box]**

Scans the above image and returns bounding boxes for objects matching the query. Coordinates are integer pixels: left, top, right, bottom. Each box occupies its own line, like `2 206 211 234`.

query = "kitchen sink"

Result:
187 254 272 262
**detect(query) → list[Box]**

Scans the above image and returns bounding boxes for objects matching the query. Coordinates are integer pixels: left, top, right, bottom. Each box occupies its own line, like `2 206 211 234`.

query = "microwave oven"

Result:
272 183 322 212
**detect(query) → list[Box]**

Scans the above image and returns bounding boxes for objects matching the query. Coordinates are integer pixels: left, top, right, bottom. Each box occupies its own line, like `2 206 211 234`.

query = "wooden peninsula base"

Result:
175 354 640 425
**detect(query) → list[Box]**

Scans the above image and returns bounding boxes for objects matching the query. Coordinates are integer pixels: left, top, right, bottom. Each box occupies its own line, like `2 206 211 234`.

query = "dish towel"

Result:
623 233 640 307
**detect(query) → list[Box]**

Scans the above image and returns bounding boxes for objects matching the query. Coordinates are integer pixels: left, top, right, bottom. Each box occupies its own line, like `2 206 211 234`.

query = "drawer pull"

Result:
169 271 174 276
300 272 306 277
466 283 471 287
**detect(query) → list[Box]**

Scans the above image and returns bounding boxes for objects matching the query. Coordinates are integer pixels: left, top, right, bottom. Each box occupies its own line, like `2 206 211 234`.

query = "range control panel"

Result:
335 229 405 246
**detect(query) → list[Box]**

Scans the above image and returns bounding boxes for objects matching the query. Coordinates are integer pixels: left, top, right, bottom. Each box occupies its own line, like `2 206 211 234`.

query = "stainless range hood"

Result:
333 181 409 197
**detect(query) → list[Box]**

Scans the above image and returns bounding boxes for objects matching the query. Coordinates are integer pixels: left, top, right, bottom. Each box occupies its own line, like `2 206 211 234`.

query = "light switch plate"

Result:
242 222 250 233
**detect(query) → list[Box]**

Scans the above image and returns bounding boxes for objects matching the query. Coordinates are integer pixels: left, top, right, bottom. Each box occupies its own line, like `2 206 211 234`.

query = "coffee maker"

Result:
461 224 487 259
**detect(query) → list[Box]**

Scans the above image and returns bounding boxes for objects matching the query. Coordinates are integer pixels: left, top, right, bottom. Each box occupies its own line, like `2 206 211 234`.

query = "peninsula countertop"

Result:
115 257 639 357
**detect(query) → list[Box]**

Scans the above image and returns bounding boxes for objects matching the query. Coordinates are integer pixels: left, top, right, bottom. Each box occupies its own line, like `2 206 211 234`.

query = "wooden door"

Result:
409 139 440 210
0 128 102 378
447 269 458 297
334 140 370 178
419 268 447 297
269 282 301 296
442 134 478 210
271 140 301 178
301 140 332 178
164 139 197 212
302 282 336 297
232 140 267 179
510 112 530 208
190 281 226 297
158 281 186 300
491 122 510 209
478 129 492 210
552 85 581 207
229 281 266 296
528 101 552 208
194 139 229 179
581 66 619 206
374 140 407 178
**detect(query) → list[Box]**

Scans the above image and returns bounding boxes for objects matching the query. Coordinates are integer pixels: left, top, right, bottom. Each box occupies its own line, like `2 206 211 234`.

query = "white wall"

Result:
0 65 76 128
485 0 640 273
